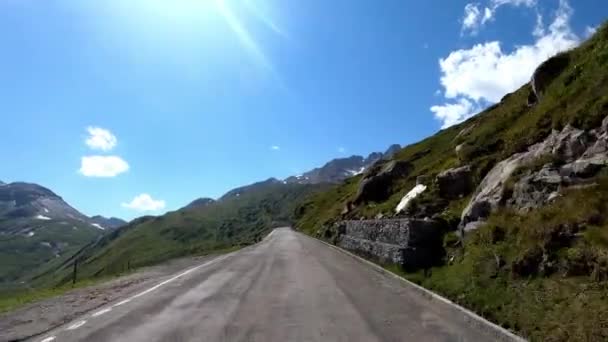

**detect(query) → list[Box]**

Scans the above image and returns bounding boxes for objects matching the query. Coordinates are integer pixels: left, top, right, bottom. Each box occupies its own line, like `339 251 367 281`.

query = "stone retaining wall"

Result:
336 219 444 270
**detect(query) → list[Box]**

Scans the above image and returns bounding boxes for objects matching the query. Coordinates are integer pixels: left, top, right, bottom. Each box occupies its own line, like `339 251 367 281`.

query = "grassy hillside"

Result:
0 219 103 284
295 23 608 341
31 182 325 288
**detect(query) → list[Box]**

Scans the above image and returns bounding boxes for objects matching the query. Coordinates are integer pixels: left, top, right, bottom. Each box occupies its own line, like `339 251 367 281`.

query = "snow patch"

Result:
27 231 35 237
395 184 427 213
91 223 105 230
43 208 49 213
35 215 51 220
348 166 366 176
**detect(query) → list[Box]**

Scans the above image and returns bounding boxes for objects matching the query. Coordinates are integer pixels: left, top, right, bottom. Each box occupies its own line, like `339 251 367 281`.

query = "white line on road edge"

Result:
299 232 527 342
66 320 87 330
92 307 112 317
40 337 56 342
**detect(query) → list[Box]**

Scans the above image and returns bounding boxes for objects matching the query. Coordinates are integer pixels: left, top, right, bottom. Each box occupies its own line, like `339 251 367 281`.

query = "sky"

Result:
0 0 606 220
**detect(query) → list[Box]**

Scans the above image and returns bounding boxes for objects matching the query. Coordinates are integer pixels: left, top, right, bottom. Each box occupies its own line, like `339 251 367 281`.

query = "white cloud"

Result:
431 99 479 129
338 147 346 153
461 0 536 34
122 193 166 211
585 25 598 38
85 126 117 151
270 145 280 151
462 4 482 33
79 156 130 177
433 0 579 127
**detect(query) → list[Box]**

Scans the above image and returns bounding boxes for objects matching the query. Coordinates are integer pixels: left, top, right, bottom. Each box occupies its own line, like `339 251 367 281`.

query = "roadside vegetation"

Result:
296 22 608 341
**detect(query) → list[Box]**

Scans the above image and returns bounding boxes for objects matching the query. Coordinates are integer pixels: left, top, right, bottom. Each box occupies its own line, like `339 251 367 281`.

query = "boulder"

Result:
460 130 561 230
531 53 570 101
508 166 562 212
551 125 592 163
353 160 411 204
461 118 608 232
436 165 472 199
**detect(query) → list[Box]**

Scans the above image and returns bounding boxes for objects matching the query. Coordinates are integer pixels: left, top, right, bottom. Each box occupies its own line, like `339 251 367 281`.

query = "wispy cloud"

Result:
434 0 579 128
121 193 165 211
338 147 346 153
270 145 280 151
461 0 537 35
79 156 129 177
85 126 117 151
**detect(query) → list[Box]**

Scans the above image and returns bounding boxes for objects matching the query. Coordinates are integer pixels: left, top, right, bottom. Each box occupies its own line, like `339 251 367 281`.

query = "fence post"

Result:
72 259 78 286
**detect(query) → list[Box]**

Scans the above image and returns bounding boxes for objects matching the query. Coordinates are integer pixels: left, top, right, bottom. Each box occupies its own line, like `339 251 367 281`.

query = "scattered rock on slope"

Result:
461 117 608 232
436 165 472 199
354 160 411 204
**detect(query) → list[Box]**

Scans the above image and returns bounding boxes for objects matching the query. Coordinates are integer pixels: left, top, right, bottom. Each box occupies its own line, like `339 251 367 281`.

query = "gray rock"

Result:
531 53 570 101
337 219 444 270
461 117 608 232
551 125 592 162
354 160 411 204
416 175 430 185
436 165 472 199
460 129 561 230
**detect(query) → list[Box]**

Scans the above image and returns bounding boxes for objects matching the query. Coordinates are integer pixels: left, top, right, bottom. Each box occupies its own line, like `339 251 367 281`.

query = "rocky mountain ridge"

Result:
284 144 401 185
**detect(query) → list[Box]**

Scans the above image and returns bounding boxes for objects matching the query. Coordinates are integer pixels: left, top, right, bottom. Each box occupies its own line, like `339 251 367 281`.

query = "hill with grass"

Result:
27 181 327 289
0 182 107 285
295 23 608 341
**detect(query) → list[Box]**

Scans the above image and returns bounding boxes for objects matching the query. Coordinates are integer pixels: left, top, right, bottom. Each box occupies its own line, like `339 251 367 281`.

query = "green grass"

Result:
294 22 608 342
29 182 327 290
296 23 608 236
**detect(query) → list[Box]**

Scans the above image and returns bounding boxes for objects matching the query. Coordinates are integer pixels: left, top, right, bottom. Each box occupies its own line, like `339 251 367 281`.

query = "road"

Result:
33 228 498 342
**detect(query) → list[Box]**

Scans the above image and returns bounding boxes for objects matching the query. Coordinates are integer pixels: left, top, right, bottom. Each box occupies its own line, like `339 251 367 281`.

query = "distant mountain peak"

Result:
89 215 127 230
185 197 216 209
284 144 401 185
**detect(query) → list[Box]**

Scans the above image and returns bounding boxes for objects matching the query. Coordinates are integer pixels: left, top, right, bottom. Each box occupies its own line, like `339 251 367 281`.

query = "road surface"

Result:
33 228 498 342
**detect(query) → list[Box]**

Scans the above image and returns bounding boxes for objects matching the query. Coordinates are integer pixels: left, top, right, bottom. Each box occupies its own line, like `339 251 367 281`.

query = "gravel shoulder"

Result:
0 255 219 342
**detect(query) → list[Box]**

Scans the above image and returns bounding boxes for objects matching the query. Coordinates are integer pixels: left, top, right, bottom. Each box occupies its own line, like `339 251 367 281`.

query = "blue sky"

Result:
0 0 605 219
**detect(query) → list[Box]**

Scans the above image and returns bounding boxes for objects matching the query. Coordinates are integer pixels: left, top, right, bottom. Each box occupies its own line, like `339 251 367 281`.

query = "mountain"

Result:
220 178 283 200
295 24 608 340
89 216 127 230
0 182 105 284
183 198 215 209
0 182 89 223
37 182 328 286
285 145 401 185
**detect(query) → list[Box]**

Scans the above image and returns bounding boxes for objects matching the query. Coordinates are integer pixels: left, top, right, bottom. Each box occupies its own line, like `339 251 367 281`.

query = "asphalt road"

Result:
33 228 497 342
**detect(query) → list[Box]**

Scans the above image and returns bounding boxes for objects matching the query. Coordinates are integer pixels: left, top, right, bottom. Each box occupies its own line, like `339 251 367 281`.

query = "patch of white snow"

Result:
43 208 49 213
91 223 105 230
35 215 51 220
395 184 427 213
27 231 35 237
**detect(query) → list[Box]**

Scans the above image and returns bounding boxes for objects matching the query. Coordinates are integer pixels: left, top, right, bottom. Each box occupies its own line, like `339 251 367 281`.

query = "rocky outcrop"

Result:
530 53 570 102
461 118 608 232
336 219 444 270
354 160 411 204
436 165 472 199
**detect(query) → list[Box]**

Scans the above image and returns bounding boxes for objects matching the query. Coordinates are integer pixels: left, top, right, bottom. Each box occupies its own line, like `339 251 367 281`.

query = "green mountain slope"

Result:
295 23 608 341
35 181 325 287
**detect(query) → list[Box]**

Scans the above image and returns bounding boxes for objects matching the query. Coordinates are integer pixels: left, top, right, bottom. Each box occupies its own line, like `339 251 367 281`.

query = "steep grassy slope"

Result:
0 219 102 284
296 23 608 341
297 23 608 235
33 182 325 287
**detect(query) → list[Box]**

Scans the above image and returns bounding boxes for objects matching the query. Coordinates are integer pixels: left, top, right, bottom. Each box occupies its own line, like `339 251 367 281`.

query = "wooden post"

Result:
72 259 78 286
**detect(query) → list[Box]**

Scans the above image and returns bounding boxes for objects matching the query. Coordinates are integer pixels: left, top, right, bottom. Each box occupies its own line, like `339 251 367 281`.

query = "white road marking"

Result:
40 337 56 342
112 255 231 309
92 307 112 317
67 320 87 330
113 298 132 307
